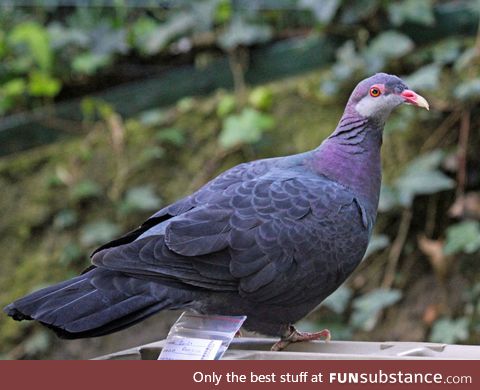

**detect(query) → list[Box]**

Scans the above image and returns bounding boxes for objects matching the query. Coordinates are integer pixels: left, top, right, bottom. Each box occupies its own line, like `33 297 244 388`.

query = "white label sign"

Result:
158 337 223 360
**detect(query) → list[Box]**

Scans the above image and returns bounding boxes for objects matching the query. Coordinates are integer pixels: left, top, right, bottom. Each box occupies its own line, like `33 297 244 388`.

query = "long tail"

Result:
4 268 187 339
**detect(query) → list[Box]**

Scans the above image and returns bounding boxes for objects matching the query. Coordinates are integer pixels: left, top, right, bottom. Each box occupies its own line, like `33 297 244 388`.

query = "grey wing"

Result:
92 169 369 306
200 174 369 304
92 158 278 255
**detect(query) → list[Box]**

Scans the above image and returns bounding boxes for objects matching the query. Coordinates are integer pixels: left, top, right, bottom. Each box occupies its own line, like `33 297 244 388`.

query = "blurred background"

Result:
0 0 479 359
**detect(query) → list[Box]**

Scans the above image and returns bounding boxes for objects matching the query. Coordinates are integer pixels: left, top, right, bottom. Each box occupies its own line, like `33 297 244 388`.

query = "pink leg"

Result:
271 325 331 351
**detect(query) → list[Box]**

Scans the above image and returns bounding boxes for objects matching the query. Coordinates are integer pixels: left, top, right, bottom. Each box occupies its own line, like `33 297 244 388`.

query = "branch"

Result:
382 208 413 289
456 109 470 202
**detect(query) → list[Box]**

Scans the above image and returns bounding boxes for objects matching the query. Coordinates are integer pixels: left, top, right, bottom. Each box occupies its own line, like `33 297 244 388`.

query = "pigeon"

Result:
4 73 429 351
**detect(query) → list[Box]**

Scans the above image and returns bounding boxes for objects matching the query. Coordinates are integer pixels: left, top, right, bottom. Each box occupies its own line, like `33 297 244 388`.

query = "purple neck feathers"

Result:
313 112 383 213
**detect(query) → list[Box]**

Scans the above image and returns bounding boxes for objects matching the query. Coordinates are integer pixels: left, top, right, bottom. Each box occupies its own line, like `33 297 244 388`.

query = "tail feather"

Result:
4 268 188 339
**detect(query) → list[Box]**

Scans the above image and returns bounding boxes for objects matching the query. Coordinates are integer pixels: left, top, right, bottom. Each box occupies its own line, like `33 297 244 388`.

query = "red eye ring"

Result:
370 87 381 97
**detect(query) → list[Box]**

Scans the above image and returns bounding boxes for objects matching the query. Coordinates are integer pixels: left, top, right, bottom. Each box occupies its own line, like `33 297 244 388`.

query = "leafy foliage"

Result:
9 21 53 71
218 16 272 50
155 128 186 147
363 234 390 259
248 87 274 111
23 330 51 356
216 94 237 117
387 0 435 27
444 221 480 255
380 151 455 209
430 317 470 344
300 0 341 24
53 209 78 230
403 64 441 91
322 286 353 315
219 108 274 149
70 179 102 202
120 185 162 215
365 31 414 71
351 289 402 331
80 220 121 248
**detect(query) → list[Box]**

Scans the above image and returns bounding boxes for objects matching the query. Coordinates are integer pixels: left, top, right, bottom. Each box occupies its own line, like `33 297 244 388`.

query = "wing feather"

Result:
92 157 369 306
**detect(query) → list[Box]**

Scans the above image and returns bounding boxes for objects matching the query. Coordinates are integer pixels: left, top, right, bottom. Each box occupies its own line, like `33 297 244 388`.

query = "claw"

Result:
271 325 331 351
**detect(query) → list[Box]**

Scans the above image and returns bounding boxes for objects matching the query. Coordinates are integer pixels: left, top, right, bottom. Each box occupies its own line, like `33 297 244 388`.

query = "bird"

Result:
4 73 429 351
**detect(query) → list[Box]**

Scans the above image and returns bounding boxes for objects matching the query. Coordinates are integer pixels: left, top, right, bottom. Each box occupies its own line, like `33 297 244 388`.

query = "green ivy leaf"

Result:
363 234 390 259
378 184 401 212
300 0 341 24
444 221 480 255
248 87 274 111
219 108 274 149
331 40 365 80
388 0 435 27
368 31 414 59
365 31 414 71
53 209 78 230
454 79 480 102
130 16 158 53
430 317 469 344
23 330 51 356
322 286 353 315
80 220 121 247
432 38 462 65
397 171 455 207
3 78 27 96
138 109 170 127
70 180 102 202
217 94 236 118
403 64 441 91
72 52 111 75
27 71 61 97
135 13 194 55
351 289 402 331
120 185 162 215
403 150 444 172
138 146 165 164
215 0 232 24
394 151 454 207
155 128 185 146
9 21 53 71
218 16 272 50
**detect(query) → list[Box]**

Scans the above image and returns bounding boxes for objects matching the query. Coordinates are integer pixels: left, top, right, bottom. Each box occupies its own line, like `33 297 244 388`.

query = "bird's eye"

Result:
369 87 381 97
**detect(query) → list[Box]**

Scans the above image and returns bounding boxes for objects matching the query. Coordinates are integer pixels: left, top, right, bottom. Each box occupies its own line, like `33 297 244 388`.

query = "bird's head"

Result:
347 73 429 122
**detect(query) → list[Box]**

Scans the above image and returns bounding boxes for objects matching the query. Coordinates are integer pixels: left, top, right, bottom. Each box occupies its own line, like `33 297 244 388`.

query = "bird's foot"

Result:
271 325 331 351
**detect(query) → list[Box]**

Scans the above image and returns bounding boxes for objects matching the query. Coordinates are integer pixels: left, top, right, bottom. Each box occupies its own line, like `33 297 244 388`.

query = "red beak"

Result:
400 89 429 110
